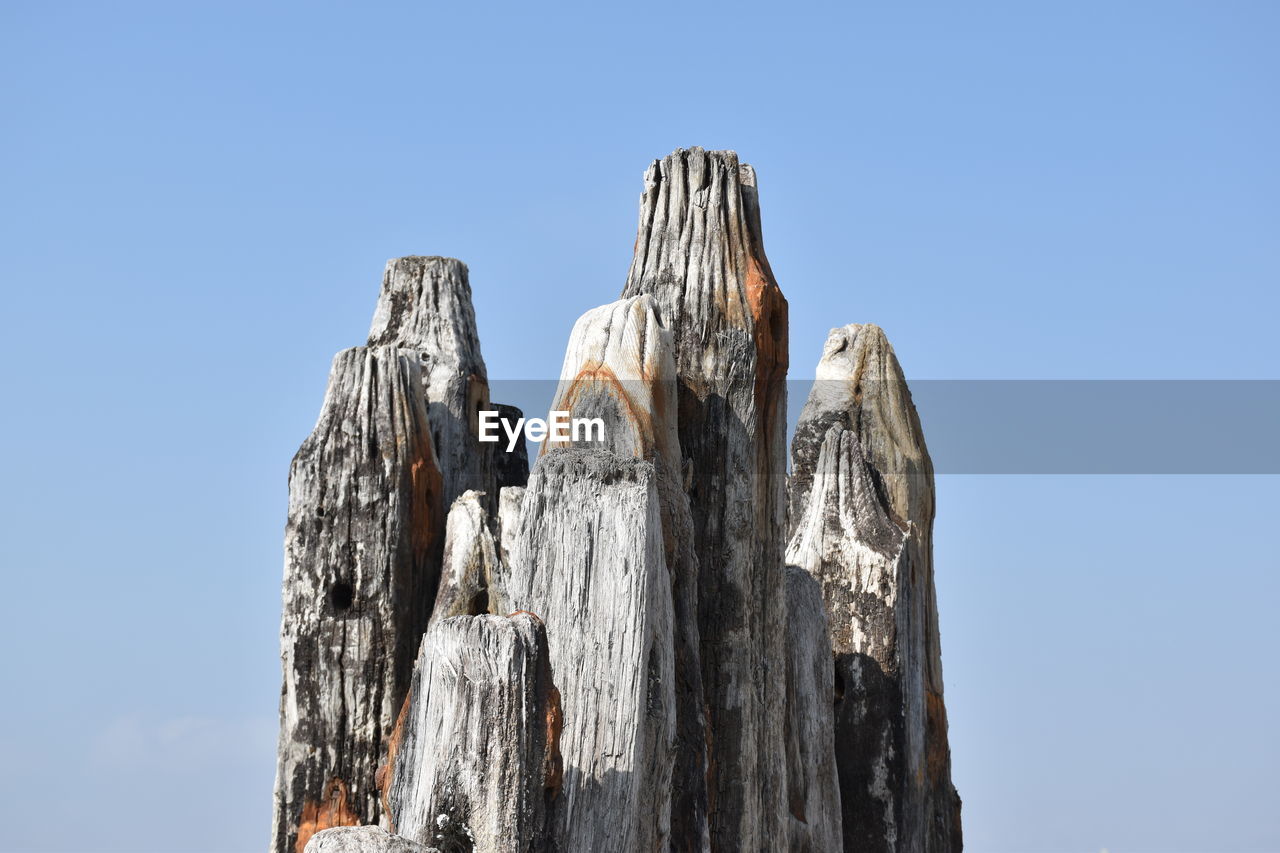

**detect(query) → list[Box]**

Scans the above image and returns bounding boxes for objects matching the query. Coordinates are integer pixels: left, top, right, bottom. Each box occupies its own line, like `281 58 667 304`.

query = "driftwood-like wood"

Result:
783 565 842 852
384 613 559 853
544 294 708 851
428 490 499 626
621 147 789 851
506 449 676 852
275 153 966 853
495 486 524 579
787 324 962 853
368 256 492 509
304 826 438 853
274 346 445 853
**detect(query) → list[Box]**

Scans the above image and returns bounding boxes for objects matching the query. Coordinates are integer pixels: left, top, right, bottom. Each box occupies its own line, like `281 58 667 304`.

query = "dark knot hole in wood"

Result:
329 581 355 612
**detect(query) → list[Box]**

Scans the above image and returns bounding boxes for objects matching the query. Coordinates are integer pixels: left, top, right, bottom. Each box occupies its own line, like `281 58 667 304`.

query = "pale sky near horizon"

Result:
1 2 1277 851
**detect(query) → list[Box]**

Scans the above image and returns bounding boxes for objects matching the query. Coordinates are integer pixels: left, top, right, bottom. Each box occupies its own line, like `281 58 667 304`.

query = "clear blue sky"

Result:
1 2 1276 851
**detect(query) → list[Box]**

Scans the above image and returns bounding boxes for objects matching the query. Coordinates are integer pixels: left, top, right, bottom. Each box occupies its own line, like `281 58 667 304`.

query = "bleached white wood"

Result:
304 825 438 853
368 256 492 509
384 613 558 853
787 324 961 853
428 490 499 625
506 449 676 853
495 486 524 574
545 294 708 851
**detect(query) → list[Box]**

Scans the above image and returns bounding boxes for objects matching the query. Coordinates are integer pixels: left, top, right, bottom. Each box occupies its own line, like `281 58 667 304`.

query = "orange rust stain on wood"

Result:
506 609 544 623
295 777 360 853
543 363 660 460
377 691 414 832
409 452 444 555
544 685 564 799
745 250 788 439
745 252 788 383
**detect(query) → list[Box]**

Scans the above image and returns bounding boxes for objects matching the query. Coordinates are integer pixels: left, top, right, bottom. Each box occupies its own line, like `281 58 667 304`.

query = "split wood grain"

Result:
384 613 558 853
544 294 708 851
368 256 492 509
506 449 676 852
621 147 790 852
787 324 962 853
273 346 445 853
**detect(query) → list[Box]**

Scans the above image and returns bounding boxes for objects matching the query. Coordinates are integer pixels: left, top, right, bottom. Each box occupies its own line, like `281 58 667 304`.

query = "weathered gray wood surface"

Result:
428 490 499 626
621 147 789 851
274 346 445 853
506 449 676 852
545 294 708 851
787 324 962 853
783 565 842 852
368 256 492 509
275 153 965 853
495 486 524 581
304 826 438 853
384 613 558 853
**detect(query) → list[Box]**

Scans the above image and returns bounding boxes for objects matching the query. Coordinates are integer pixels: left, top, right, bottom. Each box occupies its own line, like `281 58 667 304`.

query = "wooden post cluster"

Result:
273 259 528 853
274 151 962 853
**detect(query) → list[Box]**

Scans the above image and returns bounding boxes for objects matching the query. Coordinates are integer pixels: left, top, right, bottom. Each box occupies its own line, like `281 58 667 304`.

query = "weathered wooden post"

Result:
544 294 709 850
620 148 791 852
783 565 842 852
384 613 559 852
505 450 676 852
273 346 444 853
787 324 963 853
368 256 492 509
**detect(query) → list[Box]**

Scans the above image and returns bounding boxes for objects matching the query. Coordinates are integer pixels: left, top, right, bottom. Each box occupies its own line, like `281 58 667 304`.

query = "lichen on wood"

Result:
384 613 558 853
273 346 445 853
787 324 962 853
506 449 676 852
621 147 790 852
368 256 492 509
274 153 964 853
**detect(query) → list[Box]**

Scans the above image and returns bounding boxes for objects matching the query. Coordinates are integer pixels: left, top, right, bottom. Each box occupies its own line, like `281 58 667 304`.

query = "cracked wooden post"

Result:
543 294 708 851
783 565 843 852
506 449 676 852
495 486 524 575
787 324 962 853
620 147 789 851
428 490 500 627
273 346 445 853
384 613 559 853
368 256 492 509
